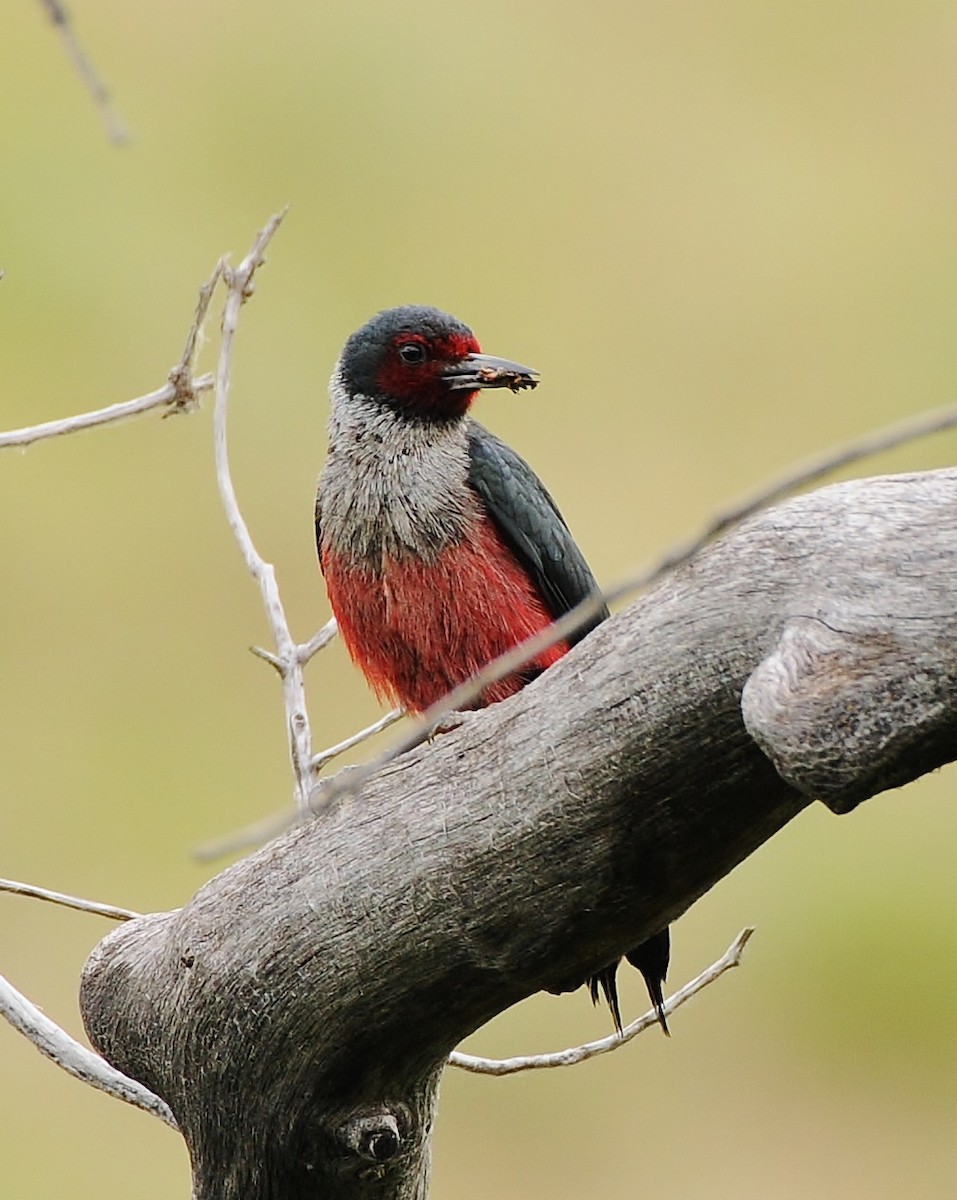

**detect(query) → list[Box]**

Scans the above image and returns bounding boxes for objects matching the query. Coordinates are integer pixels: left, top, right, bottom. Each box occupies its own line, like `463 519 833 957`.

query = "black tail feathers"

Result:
627 927 671 1036
589 964 623 1034
589 927 671 1036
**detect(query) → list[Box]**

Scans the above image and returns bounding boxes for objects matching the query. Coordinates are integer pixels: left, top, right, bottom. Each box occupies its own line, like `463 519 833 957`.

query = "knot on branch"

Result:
337 1107 407 1167
163 364 210 417
742 613 957 814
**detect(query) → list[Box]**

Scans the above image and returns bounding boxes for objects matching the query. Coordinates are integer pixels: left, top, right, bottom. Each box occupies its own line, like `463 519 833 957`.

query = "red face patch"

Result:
374 331 481 417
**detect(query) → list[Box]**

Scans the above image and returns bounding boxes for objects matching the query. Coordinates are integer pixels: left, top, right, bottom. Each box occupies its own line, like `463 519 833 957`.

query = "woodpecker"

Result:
315 305 670 1034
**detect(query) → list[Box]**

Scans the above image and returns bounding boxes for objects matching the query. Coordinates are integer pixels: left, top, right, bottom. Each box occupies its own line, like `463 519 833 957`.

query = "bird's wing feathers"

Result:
466 422 609 643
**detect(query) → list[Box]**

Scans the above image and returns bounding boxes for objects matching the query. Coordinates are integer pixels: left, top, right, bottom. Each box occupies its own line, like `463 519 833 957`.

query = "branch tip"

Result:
297 618 338 665
250 644 284 672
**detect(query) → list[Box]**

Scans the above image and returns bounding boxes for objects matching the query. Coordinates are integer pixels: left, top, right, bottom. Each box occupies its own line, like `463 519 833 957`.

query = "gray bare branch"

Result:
78 467 957 1200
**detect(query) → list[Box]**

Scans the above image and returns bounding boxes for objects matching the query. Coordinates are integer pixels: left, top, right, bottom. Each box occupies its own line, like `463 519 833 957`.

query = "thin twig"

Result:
250 644 284 671
450 928 754 1075
0 970 176 1127
0 263 221 450
193 808 301 863
194 708 405 861
40 0 129 145
0 878 139 921
310 708 404 770
309 398 957 813
297 618 338 666
0 376 214 450
697 399 957 542
163 259 225 416
212 211 318 815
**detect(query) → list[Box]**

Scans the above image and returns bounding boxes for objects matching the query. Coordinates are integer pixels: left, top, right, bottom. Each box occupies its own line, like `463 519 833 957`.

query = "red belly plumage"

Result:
322 518 568 712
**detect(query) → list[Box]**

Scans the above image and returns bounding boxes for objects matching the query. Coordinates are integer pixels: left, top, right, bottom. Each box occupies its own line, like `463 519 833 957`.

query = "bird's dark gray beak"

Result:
443 353 539 393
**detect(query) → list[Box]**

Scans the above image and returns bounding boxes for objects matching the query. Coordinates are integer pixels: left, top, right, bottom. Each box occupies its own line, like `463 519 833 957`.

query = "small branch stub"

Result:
743 612 957 813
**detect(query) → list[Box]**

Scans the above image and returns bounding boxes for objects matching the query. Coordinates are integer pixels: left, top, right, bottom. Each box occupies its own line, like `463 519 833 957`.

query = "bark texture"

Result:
80 468 957 1200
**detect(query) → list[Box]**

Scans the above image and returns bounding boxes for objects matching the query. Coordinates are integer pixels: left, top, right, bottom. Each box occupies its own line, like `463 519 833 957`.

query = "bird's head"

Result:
337 305 539 420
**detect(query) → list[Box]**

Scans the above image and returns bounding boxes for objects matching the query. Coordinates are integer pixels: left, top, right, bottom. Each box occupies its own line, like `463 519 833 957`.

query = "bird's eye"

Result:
397 342 428 365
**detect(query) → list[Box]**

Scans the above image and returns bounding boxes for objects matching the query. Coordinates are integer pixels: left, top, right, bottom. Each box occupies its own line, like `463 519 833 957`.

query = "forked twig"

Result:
0 263 221 451
211 210 320 816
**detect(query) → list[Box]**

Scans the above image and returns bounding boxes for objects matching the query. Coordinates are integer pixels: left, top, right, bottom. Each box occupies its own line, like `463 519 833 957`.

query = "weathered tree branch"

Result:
78 466 957 1200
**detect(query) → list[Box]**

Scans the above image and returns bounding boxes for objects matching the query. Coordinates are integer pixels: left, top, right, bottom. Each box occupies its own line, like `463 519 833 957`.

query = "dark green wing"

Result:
468 423 670 1031
466 422 609 643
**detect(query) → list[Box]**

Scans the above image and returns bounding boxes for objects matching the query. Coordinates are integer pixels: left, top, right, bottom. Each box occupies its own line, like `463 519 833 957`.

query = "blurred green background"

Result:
3 1 957 1196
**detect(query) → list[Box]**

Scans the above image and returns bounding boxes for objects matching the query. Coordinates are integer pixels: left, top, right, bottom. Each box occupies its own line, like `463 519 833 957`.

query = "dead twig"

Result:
0 877 139 922
40 0 129 144
0 969 175 1126
450 928 753 1075
0 263 221 450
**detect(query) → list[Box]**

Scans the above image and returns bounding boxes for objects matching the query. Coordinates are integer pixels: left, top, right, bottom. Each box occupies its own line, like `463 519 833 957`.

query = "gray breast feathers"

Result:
316 378 478 568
